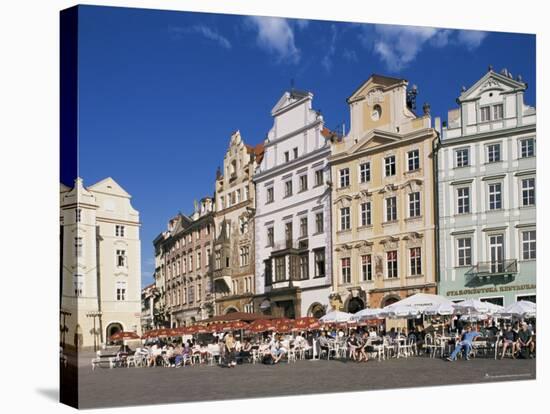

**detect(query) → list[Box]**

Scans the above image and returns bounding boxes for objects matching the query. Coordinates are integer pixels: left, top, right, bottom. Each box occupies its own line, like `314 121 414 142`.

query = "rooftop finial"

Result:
461 86 466 92
488 64 493 72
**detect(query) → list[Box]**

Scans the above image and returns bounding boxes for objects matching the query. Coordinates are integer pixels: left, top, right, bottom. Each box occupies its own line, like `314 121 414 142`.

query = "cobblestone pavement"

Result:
69 352 536 409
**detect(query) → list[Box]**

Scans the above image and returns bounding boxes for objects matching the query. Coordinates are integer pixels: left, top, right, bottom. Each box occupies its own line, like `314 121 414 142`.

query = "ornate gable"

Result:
458 70 526 102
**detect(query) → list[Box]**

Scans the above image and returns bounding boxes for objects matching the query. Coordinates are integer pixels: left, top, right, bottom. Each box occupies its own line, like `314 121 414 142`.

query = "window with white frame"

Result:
488 183 502 210
455 148 469 167
493 104 504 120
236 189 241 203
74 237 83 257
341 258 351 284
299 174 308 192
116 249 126 267
339 168 350 188
409 192 421 217
386 251 398 278
480 106 490 122
188 254 193 272
196 251 201 269
315 169 324 187
285 222 293 245
407 149 420 171
360 162 371 183
116 281 127 301
385 155 396 176
266 187 274 203
284 180 293 197
315 212 324 234
522 230 536 260
188 286 194 303
457 237 472 266
340 207 350 230
244 186 249 201
385 196 397 222
361 202 371 226
361 255 372 281
520 138 535 158
410 247 422 276
314 248 325 278
457 187 470 214
521 178 535 206
487 143 501 163
182 287 187 304
300 217 308 237
73 274 84 297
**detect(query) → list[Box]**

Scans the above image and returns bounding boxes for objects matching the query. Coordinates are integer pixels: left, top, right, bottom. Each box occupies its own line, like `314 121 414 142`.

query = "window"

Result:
480 106 490 122
244 186 249 201
361 202 371 226
409 192 421 218
315 169 324 186
517 294 536 303
236 189 241 203
74 237 82 257
487 144 501 163
239 217 248 234
522 231 536 260
360 162 371 183
220 196 225 210
520 138 535 158
240 247 250 266
457 187 470 214
284 180 293 197
182 288 187 304
407 150 420 171
73 274 83 297
267 227 274 247
315 212 324 234
299 175 308 192
341 258 351 284
215 251 221 270
386 197 397 222
493 104 504 120
361 255 372 281
300 217 308 237
188 255 193 272
385 155 396 176
197 283 202 301
265 259 273 285
116 249 126 267
266 187 274 203
299 254 309 279
410 247 422 276
339 168 350 188
487 183 502 210
456 148 469 167
457 237 472 267
340 207 350 230
386 251 398 278
275 257 286 281
116 281 127 301
293 147 298 159
206 248 211 267
314 248 325 278
284 151 290 163
75 208 81 223
521 178 535 206
188 286 194 303
196 251 201 269
285 222 293 245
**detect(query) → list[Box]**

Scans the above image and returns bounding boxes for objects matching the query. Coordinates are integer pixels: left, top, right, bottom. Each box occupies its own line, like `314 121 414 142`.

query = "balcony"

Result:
464 259 518 287
271 239 309 254
213 267 232 291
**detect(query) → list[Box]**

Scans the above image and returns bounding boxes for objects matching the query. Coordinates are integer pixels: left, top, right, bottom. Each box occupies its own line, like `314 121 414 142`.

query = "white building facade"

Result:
253 90 333 319
60 177 142 349
438 68 536 306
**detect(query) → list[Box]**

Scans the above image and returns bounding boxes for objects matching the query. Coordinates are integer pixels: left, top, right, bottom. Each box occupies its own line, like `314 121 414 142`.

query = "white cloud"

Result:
169 25 232 49
246 16 300 64
342 49 358 62
294 19 310 30
321 25 338 73
457 30 488 50
365 25 488 72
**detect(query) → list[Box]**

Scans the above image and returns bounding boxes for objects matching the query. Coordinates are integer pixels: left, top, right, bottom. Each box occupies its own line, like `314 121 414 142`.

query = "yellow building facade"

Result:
329 75 438 311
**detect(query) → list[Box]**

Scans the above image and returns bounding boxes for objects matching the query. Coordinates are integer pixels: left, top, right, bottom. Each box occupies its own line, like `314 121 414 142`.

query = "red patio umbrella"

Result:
276 321 294 333
248 319 276 333
292 317 318 331
207 323 224 333
229 320 249 330
109 331 140 342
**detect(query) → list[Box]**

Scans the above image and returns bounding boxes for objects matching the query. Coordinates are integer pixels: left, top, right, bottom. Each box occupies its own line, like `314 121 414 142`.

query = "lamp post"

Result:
86 311 102 352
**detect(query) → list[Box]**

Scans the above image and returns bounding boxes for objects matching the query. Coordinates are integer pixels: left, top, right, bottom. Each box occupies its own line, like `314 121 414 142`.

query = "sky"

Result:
74 5 536 287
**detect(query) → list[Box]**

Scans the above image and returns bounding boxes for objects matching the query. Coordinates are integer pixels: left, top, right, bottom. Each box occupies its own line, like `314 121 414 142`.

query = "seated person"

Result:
318 331 332 357
517 322 534 358
500 325 518 359
446 325 480 361
270 335 286 364
237 339 252 363
357 331 370 362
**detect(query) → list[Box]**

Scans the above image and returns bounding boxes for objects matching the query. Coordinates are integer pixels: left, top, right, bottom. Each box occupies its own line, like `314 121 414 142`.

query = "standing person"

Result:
446 325 480 361
224 333 237 367
346 330 360 361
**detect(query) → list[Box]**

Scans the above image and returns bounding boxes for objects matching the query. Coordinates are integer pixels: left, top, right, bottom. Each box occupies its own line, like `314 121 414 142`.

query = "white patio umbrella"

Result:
423 302 456 316
384 293 454 312
453 299 490 315
497 301 536 318
380 304 420 319
319 310 353 323
350 308 383 322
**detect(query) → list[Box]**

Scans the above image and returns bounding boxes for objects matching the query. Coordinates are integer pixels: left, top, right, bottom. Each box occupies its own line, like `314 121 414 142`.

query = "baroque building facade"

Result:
60 177 142 349
212 131 264 315
159 198 216 327
253 89 333 319
329 75 438 311
437 68 536 306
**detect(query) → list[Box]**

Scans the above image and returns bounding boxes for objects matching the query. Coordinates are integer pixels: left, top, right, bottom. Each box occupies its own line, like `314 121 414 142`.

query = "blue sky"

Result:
75 5 536 287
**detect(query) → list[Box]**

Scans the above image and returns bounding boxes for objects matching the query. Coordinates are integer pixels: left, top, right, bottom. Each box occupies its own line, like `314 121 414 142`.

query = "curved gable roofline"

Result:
458 70 526 103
